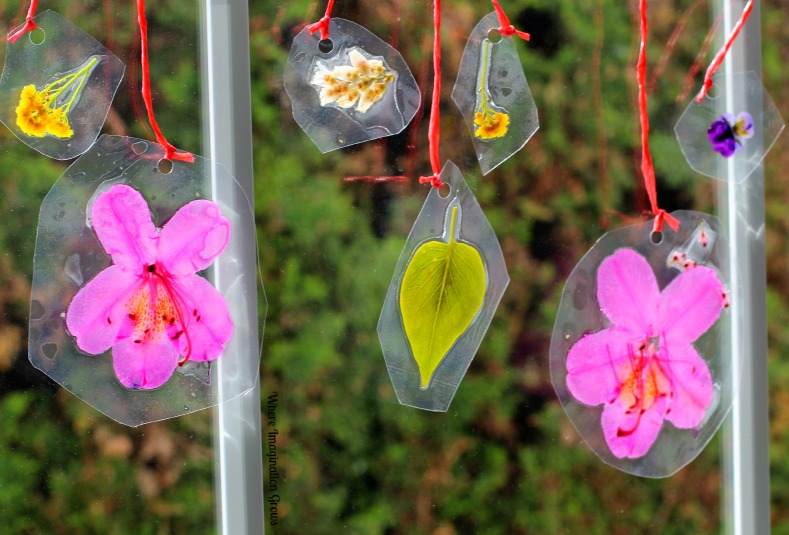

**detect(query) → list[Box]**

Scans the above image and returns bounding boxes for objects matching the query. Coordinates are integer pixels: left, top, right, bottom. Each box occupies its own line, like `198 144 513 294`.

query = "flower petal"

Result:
112 335 179 390
658 265 724 345
159 200 231 276
90 185 157 272
348 49 370 76
66 266 141 355
336 88 361 109
566 327 639 407
333 66 360 83
170 274 233 362
596 249 660 333
311 68 336 87
601 396 666 459
659 342 713 429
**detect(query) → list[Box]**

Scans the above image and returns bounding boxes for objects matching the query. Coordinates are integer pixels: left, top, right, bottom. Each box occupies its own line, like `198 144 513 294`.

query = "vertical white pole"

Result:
718 1 771 534
200 1 265 534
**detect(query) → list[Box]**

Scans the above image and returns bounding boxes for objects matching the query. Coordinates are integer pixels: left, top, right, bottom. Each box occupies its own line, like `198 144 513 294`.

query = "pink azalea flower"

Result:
566 248 726 458
66 184 233 390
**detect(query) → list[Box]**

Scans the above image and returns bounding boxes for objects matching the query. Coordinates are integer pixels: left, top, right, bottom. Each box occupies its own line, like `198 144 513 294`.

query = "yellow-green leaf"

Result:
399 206 487 389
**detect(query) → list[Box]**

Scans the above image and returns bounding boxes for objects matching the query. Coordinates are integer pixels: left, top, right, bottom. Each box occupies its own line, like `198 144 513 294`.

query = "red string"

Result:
418 0 444 189
344 176 409 184
490 0 530 41
137 0 193 162
307 0 336 41
677 15 720 102
695 0 753 102
637 0 679 233
7 0 38 43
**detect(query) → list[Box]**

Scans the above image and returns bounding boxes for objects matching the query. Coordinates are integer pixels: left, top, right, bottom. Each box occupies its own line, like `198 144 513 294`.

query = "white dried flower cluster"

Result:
311 48 395 113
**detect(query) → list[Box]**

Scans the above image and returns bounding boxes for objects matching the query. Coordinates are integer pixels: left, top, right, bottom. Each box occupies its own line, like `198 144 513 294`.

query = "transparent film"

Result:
549 211 734 477
451 12 538 175
674 71 784 183
378 161 509 412
29 135 261 426
284 18 420 153
0 11 124 160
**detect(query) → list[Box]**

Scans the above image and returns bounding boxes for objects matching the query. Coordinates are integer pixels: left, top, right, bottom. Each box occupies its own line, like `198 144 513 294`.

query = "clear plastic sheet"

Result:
549 211 733 477
0 10 124 160
674 71 784 183
284 18 420 153
29 135 261 426
451 12 538 175
378 161 509 412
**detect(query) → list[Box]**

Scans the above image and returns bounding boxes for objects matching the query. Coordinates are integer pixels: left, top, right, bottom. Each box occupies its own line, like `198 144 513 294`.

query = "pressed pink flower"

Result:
66 184 233 390
566 248 726 458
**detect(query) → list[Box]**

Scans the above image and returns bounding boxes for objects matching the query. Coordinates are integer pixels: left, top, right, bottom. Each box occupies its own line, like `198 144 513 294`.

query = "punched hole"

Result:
650 231 663 245
487 28 502 44
437 183 451 199
29 28 45 45
337 135 346 145
318 38 334 54
705 84 720 100
157 158 173 175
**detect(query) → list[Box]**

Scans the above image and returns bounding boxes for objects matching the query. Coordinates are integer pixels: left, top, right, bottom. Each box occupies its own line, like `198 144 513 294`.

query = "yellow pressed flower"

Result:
15 85 49 137
472 38 511 141
310 47 395 114
13 56 99 139
474 110 510 140
46 108 74 139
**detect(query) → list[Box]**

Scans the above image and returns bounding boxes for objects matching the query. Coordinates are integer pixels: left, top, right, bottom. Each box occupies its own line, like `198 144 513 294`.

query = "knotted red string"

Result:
418 0 445 189
638 0 679 233
695 0 753 102
7 0 38 43
491 0 530 41
307 0 336 41
137 0 193 162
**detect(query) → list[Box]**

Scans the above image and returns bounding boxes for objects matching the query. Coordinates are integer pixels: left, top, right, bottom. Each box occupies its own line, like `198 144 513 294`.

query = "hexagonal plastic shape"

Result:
550 211 734 477
674 71 784 183
284 18 420 153
0 10 124 160
452 11 539 175
378 161 509 412
29 135 263 426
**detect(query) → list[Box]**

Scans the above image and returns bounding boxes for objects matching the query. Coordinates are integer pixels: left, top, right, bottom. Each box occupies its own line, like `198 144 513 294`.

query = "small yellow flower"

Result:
13 56 99 139
46 108 74 139
471 38 511 142
15 85 49 137
474 110 510 140
310 47 395 114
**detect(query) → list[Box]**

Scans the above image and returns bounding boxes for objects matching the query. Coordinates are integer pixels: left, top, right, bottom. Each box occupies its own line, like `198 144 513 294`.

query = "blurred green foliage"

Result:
0 0 786 533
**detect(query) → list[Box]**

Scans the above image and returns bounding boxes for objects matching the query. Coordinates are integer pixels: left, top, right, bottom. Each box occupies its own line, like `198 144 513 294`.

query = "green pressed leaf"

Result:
399 206 487 389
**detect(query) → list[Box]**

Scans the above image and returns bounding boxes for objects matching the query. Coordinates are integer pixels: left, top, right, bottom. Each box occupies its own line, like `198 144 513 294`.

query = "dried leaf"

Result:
399 206 486 389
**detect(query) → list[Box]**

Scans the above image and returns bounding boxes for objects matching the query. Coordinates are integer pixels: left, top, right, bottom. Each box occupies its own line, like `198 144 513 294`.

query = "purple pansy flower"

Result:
566 249 726 458
66 184 233 390
708 112 754 158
